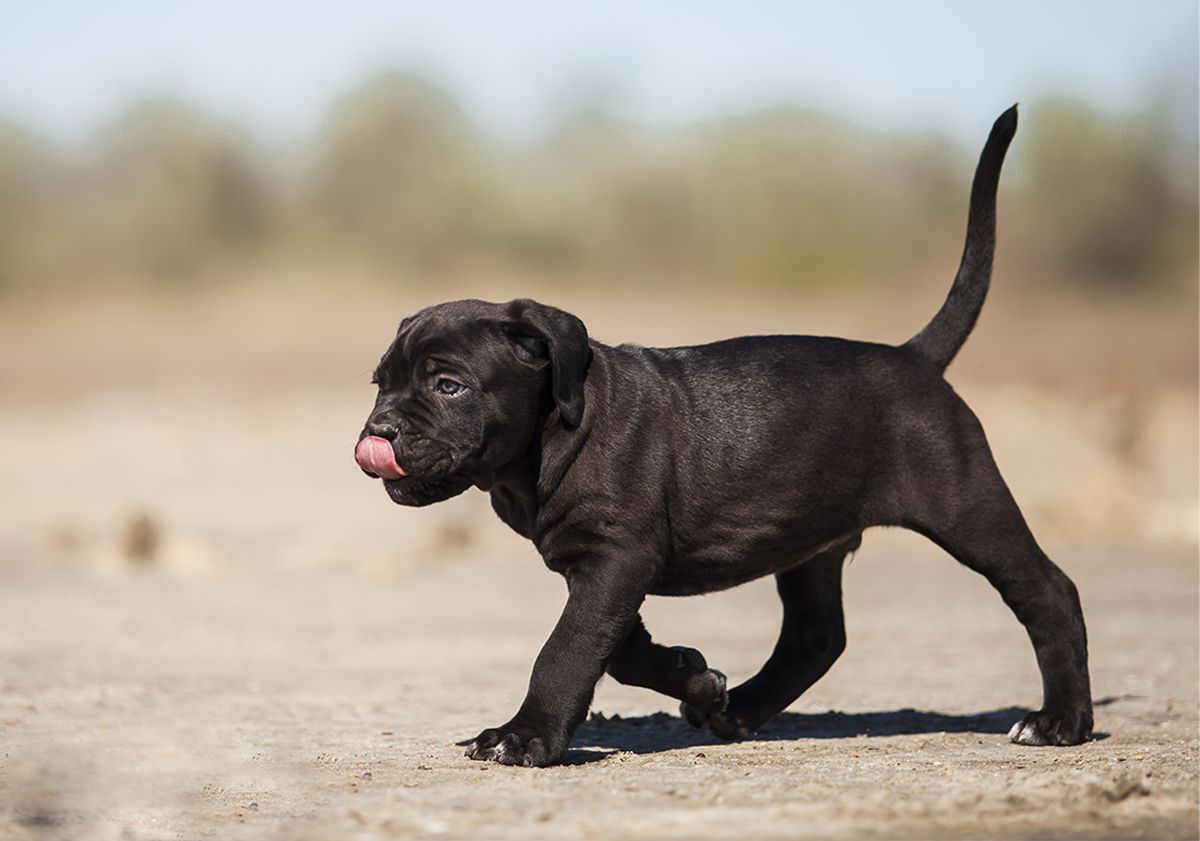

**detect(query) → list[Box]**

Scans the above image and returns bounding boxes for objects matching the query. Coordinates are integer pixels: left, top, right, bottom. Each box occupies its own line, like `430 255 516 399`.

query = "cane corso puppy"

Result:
355 105 1093 767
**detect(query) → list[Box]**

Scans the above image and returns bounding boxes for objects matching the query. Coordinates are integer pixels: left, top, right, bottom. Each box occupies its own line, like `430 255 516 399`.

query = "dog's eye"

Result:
435 378 465 397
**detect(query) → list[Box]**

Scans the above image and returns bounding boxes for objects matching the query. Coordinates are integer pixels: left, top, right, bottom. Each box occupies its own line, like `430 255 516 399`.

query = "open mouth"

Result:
354 435 409 480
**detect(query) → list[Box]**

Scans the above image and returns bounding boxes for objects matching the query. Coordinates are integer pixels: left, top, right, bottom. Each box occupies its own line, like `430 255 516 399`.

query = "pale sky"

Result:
2 1 1196 146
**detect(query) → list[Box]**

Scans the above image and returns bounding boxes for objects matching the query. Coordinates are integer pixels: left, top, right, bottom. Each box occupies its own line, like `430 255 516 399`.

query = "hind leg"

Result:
605 614 729 715
908 447 1093 745
683 535 858 739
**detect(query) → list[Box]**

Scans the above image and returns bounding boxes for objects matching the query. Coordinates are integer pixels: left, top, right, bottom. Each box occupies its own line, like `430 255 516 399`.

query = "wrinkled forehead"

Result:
382 300 504 369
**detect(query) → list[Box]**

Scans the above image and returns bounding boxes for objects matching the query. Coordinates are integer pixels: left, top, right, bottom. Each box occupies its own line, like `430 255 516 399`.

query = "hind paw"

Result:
1008 708 1092 746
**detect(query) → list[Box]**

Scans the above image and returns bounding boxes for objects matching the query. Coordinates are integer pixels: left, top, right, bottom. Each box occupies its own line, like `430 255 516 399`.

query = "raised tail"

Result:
904 105 1018 372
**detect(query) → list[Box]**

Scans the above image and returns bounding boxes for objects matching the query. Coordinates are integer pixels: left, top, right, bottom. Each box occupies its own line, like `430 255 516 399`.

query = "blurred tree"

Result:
0 120 51 291
305 72 495 270
1020 99 1195 290
675 110 965 289
83 98 270 282
0 79 1193 299
530 109 667 271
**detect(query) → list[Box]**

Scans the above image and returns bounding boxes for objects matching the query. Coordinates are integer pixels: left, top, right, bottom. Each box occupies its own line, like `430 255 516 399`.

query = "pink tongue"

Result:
355 436 408 480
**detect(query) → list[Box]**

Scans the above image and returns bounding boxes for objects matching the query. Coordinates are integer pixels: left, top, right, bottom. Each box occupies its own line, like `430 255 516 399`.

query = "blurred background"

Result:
0 0 1194 572
0 3 1196 836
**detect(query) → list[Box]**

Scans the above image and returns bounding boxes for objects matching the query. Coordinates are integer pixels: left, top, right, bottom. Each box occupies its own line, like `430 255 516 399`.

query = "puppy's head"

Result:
355 298 590 506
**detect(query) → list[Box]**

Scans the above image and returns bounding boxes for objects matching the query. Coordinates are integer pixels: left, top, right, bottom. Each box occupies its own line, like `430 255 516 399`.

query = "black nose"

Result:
367 420 398 440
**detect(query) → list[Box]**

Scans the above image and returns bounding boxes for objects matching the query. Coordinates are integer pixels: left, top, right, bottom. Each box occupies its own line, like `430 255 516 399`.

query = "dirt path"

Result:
0 289 1196 838
2 533 1196 840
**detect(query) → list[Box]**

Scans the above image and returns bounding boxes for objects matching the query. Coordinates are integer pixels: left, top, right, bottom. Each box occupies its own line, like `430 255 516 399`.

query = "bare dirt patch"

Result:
1 539 1196 840
1 287 1196 839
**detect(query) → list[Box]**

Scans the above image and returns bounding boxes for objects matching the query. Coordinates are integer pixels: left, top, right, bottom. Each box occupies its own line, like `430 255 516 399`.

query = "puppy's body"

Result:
495 336 948 596
356 106 1093 766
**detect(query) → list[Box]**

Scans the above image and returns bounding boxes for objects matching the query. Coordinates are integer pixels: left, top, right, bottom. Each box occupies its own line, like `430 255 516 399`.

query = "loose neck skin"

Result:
486 343 610 540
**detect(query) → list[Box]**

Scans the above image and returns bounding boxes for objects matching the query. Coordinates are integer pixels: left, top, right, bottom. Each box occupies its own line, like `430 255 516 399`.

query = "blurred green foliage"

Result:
0 72 1194 295
1018 99 1197 287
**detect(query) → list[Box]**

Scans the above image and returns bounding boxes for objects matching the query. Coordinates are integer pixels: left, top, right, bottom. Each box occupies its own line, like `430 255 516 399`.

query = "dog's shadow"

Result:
569 701 1114 758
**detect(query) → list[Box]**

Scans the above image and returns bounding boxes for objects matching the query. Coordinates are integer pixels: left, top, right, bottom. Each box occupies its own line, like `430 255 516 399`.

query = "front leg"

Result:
466 553 653 766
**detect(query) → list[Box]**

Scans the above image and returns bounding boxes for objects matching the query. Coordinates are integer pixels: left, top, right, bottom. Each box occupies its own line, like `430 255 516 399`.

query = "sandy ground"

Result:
1 539 1196 840
0 285 1196 839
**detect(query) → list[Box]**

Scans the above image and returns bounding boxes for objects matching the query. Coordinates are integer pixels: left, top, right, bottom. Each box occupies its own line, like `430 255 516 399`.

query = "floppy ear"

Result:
500 299 591 428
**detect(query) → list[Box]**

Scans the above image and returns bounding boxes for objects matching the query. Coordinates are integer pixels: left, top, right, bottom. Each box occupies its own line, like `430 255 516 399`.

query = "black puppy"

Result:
355 105 1093 767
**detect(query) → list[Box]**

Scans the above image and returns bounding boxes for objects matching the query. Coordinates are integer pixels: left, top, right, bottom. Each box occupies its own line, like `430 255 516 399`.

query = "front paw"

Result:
465 722 565 767
1008 708 1093 746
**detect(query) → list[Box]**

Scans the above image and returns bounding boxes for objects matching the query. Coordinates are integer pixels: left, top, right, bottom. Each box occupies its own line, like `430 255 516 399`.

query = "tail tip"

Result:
994 103 1019 137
